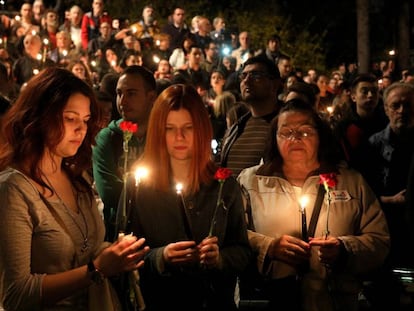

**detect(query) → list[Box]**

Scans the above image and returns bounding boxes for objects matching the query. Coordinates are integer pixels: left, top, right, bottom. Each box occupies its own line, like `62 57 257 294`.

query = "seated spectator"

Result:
13 33 55 87
153 58 172 80
81 0 112 51
169 32 196 72
59 5 83 52
49 30 78 67
66 59 94 86
119 49 143 69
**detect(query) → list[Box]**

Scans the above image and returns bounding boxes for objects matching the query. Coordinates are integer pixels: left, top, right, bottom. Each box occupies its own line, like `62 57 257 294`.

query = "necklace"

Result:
42 173 89 253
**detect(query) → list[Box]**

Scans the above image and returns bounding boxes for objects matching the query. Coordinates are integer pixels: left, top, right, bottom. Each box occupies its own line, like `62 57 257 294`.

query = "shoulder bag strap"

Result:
308 184 326 238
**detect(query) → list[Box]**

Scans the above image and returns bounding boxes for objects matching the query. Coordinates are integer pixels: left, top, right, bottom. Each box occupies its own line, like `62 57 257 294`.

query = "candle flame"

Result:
326 106 334 114
153 55 160 63
134 167 148 186
299 195 309 212
175 182 183 194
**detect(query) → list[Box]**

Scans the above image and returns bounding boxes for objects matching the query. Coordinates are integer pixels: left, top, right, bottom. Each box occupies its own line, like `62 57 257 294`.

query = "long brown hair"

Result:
0 67 101 190
137 84 216 194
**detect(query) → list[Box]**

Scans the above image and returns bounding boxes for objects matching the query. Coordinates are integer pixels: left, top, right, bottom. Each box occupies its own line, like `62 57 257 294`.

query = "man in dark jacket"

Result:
92 65 157 241
220 55 282 177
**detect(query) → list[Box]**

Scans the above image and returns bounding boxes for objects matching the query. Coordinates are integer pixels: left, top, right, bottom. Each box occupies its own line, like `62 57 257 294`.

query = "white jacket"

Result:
238 164 390 311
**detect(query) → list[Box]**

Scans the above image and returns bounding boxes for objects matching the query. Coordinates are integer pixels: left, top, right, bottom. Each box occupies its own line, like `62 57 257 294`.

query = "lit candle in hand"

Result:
42 38 49 63
326 106 334 115
300 195 309 241
175 182 186 208
135 167 148 186
132 166 148 224
175 183 193 240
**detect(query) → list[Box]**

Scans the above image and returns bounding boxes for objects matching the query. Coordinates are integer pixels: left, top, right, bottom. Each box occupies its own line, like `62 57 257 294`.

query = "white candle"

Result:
175 182 183 194
299 195 309 241
134 167 148 186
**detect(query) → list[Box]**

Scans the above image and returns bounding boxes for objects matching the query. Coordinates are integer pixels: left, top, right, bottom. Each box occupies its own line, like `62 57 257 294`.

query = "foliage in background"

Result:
72 0 330 72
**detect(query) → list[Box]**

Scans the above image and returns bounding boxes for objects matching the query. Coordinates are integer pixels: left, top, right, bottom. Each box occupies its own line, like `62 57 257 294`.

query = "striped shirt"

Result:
226 115 273 176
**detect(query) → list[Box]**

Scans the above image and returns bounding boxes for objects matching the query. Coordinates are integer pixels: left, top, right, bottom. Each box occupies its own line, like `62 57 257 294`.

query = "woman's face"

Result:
157 59 171 74
106 49 118 65
165 108 194 163
276 111 319 165
126 55 142 66
71 63 86 79
55 93 91 158
210 71 225 88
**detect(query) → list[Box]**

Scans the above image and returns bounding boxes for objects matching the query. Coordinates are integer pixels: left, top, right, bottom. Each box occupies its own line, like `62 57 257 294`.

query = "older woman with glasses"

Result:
237 99 390 311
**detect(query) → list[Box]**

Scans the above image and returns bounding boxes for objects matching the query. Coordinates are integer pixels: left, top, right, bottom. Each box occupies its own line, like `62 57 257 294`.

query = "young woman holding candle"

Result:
126 83 251 311
237 99 390 311
0 67 149 310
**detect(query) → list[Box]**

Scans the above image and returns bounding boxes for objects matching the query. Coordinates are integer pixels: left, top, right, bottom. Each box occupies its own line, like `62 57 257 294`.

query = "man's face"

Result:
116 74 154 125
92 0 103 15
143 7 154 24
173 8 185 25
351 81 379 117
21 4 32 19
70 7 82 25
33 1 44 16
278 59 292 79
384 86 414 133
240 63 279 103
205 43 218 59
187 47 203 66
46 12 58 28
268 39 279 52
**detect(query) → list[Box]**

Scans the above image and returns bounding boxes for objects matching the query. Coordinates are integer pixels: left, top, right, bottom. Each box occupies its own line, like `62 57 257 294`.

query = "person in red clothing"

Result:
80 0 111 51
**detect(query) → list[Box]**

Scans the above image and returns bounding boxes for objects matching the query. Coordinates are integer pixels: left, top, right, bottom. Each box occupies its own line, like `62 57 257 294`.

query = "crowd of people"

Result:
1 1 414 311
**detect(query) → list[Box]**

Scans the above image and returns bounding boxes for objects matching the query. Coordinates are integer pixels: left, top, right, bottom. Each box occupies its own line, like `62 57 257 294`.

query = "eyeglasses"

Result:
388 101 412 111
277 126 317 140
239 71 271 82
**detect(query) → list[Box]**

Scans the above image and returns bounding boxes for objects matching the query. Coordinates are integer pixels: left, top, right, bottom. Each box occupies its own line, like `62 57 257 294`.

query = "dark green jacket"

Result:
92 119 145 240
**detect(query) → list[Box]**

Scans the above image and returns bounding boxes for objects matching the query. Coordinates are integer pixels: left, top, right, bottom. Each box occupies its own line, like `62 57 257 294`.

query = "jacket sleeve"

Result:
0 178 43 310
81 14 90 51
218 177 252 273
92 127 123 220
338 170 390 275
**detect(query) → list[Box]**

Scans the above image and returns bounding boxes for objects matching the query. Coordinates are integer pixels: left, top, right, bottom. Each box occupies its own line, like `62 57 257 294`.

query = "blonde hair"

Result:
213 91 236 118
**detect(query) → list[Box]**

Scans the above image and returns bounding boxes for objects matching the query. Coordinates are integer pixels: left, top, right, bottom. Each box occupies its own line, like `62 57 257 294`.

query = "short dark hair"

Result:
121 65 156 92
268 34 281 44
350 73 378 93
242 55 281 80
287 81 318 106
